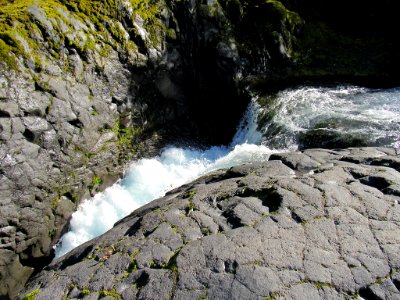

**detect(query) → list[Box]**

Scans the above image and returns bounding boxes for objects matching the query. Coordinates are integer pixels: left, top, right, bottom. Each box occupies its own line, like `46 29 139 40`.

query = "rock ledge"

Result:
19 147 400 299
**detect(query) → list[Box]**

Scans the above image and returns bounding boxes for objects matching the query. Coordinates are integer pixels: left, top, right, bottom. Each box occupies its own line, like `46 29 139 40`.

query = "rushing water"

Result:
258 86 400 150
54 100 273 257
55 85 400 258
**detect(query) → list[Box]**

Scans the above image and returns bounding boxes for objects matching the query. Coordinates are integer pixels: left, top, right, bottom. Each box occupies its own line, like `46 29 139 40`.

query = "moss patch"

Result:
20 289 40 300
0 0 166 70
99 289 121 299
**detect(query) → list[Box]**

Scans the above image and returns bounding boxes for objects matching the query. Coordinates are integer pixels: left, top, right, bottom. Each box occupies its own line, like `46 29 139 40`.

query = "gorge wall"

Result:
1 0 399 298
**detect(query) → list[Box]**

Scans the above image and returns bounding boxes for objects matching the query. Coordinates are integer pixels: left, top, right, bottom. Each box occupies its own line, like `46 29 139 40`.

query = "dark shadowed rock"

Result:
19 147 400 299
298 129 369 150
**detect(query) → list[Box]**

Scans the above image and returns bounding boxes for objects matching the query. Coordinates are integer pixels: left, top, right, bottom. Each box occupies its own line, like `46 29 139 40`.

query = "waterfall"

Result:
54 98 275 258
55 85 400 258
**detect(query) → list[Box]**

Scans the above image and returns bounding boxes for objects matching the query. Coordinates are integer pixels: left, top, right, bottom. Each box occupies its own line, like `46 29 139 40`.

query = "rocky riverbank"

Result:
19 147 400 299
1 0 400 298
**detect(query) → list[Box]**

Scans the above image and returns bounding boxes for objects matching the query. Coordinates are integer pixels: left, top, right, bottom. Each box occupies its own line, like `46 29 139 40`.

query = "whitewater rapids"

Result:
55 85 400 257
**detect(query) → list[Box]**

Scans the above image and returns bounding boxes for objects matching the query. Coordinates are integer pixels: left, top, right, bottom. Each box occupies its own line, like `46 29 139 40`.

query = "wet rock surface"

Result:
20 147 400 299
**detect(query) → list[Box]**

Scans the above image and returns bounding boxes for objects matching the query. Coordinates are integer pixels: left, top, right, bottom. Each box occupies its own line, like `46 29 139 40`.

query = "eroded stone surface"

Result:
19 147 400 299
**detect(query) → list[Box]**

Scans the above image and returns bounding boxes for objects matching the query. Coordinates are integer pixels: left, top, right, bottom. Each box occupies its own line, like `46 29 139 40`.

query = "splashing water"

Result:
55 85 400 257
55 100 274 257
258 86 400 149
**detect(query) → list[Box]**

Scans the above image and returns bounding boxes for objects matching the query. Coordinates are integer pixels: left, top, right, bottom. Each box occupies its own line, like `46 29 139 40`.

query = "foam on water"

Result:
259 86 400 149
55 86 400 257
55 99 273 257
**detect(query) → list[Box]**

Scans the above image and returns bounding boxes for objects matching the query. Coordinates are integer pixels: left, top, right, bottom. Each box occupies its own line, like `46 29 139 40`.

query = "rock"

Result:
0 250 33 298
19 147 400 299
298 129 369 150
269 152 320 171
0 0 191 296
1 0 400 297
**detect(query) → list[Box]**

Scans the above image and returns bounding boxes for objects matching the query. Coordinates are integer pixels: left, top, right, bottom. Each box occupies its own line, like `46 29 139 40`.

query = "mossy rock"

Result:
232 0 303 57
0 0 166 70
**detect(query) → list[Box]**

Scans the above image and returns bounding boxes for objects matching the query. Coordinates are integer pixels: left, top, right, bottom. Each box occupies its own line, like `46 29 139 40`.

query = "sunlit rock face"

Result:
1 0 400 298
20 147 400 300
53 85 400 260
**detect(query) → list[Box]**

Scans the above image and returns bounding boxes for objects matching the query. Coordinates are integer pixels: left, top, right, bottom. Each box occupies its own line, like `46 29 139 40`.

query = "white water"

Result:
55 85 400 258
258 86 400 149
55 100 274 257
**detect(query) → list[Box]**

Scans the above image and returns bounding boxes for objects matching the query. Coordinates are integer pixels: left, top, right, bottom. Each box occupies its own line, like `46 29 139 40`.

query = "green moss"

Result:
48 228 56 239
51 195 61 209
149 260 156 268
0 39 19 69
0 0 166 69
130 248 140 258
122 250 139 275
201 227 211 235
266 0 303 30
107 21 128 45
99 289 121 299
374 276 385 284
50 183 78 208
60 0 165 48
161 247 182 272
85 36 96 50
198 291 207 300
265 291 282 300
68 284 76 291
166 28 177 40
101 118 142 162
229 0 303 60
183 189 197 200
92 175 103 186
85 152 94 160
88 175 102 193
0 0 69 68
244 260 263 266
313 281 333 289
128 260 138 272
21 289 40 300
80 289 91 296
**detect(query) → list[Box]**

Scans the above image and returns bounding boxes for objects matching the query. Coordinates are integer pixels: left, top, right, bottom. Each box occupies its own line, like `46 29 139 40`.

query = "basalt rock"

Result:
1 0 400 298
0 1 180 298
18 147 400 299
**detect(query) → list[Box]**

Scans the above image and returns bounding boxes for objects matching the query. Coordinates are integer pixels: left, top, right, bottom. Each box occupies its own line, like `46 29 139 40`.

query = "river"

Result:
55 85 400 257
